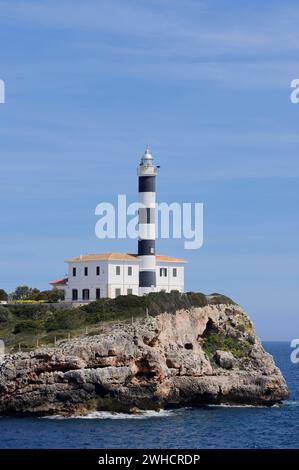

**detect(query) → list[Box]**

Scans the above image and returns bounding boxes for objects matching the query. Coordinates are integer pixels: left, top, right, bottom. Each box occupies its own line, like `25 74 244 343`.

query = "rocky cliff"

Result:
0 304 289 415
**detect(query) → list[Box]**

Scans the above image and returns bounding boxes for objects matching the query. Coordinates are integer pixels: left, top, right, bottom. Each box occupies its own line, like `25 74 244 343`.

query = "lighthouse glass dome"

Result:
141 149 153 166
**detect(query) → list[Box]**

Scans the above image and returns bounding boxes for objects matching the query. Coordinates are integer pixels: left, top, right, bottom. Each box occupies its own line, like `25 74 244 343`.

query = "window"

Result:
82 289 90 301
115 288 121 297
116 266 120 275
96 266 100 276
84 267 88 276
173 268 177 277
128 266 132 276
146 207 151 223
127 289 133 295
72 289 78 301
96 288 101 300
160 268 167 277
72 267 76 277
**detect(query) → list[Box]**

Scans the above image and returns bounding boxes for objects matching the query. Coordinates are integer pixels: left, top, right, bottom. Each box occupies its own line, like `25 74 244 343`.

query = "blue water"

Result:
0 342 298 449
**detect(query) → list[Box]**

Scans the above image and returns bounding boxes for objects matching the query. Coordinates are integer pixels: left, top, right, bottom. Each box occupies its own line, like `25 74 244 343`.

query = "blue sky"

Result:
0 0 298 340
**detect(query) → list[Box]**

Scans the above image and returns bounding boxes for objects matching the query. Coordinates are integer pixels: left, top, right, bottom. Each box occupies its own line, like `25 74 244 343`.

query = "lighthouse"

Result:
138 147 159 295
51 146 185 301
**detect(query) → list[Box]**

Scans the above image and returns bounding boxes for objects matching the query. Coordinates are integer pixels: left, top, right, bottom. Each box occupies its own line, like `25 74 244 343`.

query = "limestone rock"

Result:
214 350 236 369
0 304 289 415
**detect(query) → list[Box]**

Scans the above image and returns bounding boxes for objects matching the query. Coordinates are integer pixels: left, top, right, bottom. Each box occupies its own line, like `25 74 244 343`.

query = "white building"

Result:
50 148 186 301
50 253 185 302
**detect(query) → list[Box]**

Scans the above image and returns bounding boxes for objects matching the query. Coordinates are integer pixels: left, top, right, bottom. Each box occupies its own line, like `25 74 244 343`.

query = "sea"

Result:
0 342 298 449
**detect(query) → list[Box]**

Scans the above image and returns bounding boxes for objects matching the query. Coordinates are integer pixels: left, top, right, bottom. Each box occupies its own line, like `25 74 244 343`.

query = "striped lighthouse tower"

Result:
138 147 159 295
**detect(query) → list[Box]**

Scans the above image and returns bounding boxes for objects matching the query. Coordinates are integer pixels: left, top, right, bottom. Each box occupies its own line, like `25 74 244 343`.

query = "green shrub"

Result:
0 306 12 323
82 291 229 323
207 293 236 305
8 304 55 320
45 309 86 331
202 332 250 359
82 295 148 323
13 320 45 334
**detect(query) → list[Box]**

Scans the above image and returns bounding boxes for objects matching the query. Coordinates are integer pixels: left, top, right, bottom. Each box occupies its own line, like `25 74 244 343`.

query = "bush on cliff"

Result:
8 303 56 320
81 291 211 322
0 306 12 323
45 309 86 331
1 291 236 351
13 320 45 334
202 332 250 360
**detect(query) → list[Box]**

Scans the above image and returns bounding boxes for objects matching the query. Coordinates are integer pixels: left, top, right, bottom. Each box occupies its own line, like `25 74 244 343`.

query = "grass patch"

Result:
202 332 251 360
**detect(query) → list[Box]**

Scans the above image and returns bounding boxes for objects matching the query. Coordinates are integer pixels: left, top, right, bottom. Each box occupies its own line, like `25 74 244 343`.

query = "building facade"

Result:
50 253 185 302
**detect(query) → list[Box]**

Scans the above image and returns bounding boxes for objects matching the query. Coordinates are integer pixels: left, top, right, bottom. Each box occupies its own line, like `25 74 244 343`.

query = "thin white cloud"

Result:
0 1 299 56
1 1 298 88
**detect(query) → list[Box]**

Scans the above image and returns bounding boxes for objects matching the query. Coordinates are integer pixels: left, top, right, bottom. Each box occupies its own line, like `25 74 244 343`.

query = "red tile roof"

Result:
49 277 68 286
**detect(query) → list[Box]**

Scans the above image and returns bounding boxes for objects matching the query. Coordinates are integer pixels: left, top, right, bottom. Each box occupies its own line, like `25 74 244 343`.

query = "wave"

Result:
284 400 299 407
207 403 271 409
208 400 299 409
42 409 176 420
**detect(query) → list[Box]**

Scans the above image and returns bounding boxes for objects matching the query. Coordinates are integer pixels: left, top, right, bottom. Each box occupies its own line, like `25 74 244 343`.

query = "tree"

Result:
30 288 42 300
12 286 40 301
36 289 65 303
0 289 8 301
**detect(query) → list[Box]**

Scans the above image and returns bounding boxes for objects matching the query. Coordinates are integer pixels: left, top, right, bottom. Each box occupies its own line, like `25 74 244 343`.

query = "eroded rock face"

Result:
0 305 289 415
214 350 235 369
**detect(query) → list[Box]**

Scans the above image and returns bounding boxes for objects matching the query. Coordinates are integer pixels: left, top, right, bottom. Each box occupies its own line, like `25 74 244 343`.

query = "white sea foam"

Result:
206 403 269 409
284 400 299 407
42 409 175 420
